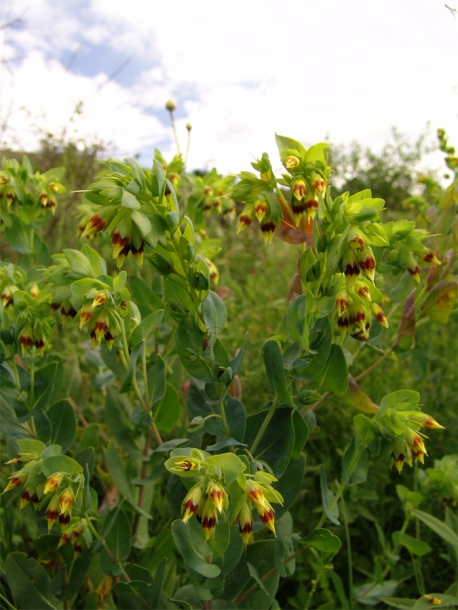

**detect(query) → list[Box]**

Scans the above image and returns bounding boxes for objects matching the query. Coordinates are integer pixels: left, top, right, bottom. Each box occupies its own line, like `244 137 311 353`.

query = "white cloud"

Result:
1 0 457 174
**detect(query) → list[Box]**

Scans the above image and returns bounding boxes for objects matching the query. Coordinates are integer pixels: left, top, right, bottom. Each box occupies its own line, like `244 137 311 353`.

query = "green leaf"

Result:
247 562 270 596
318 344 348 395
320 465 340 525
225 395 246 442
171 520 221 579
420 280 458 324
353 413 379 452
341 379 379 415
48 399 76 453
392 531 431 556
304 528 342 553
379 597 415 609
148 354 166 407
262 340 293 407
274 455 305 521
5 552 63 609
131 309 164 346
203 291 227 348
120 340 145 393
41 455 83 476
379 390 420 411
63 249 94 276
205 453 246 485
103 507 132 561
342 434 369 484
244 408 295 476
104 389 141 458
275 133 307 157
290 411 308 460
410 508 458 549
153 383 181 433
175 320 218 382
121 189 141 209
104 443 137 506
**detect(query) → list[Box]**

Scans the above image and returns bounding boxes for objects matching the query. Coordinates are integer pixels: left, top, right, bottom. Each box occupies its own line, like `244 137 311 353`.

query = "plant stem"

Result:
315 482 348 530
341 491 354 607
168 109 181 155
353 343 395 382
250 401 278 456
0 593 17 610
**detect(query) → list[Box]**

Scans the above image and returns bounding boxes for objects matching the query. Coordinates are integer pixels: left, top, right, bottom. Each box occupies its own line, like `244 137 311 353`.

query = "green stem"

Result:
29 357 35 406
219 399 230 438
0 593 17 610
170 230 201 310
142 349 150 408
341 492 354 607
250 401 278 456
168 110 181 155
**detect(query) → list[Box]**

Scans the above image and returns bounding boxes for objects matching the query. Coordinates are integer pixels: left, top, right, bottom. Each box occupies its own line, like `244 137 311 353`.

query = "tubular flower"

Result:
3 472 28 493
237 207 255 233
79 306 93 329
371 303 389 328
260 221 276 244
44 473 64 495
246 480 276 535
201 497 218 540
238 501 254 545
310 172 326 195
408 412 444 430
59 488 74 514
408 432 428 464
408 265 420 283
292 178 307 201
208 481 226 514
182 485 202 523
92 292 108 308
81 214 106 238
47 494 61 531
285 155 300 170
254 200 268 222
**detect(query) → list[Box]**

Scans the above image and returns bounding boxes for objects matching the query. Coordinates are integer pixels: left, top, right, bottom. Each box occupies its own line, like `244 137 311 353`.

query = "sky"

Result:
1 0 457 176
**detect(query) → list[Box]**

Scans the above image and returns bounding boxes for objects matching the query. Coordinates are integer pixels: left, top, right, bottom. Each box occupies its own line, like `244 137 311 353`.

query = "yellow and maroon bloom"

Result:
409 433 428 464
201 498 218 540
46 494 61 531
246 481 266 508
104 331 115 350
254 200 268 222
81 214 106 238
79 306 93 329
237 207 255 234
310 172 326 195
59 513 71 530
292 177 307 201
408 265 420 283
59 488 74 514
304 198 318 221
167 457 202 475
182 485 202 523
284 155 300 170
30 284 39 298
356 281 371 301
205 258 219 284
93 317 109 344
359 251 376 282
131 242 144 267
1 287 14 308
238 501 253 545
371 303 389 328
19 487 37 510
423 251 441 265
19 325 33 354
336 293 349 317
44 472 64 495
257 503 276 535
3 472 28 493
208 482 225 514
92 292 107 309
408 412 444 430
260 221 276 244
349 234 365 251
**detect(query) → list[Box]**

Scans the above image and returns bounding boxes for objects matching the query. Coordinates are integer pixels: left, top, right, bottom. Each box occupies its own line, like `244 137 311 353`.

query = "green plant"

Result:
1 125 456 609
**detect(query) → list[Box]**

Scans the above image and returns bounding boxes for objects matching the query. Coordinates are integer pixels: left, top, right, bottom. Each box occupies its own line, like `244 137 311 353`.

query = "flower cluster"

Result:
2 440 86 553
165 449 283 545
0 156 65 228
233 138 331 243
371 391 444 473
46 245 134 349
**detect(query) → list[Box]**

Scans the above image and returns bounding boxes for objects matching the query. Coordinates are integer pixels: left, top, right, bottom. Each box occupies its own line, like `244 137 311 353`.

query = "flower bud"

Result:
165 98 177 112
292 178 307 201
237 207 255 234
310 172 326 194
20 487 36 510
3 472 28 493
81 214 106 238
336 293 349 317
44 473 64 495
408 412 444 430
19 325 33 354
131 242 145 267
92 292 107 309
285 156 300 170
79 306 93 329
205 258 219 284
182 485 202 523
260 221 276 244
201 497 218 540
423 251 441 266
59 488 74 514
209 482 225 513
46 494 60 531
359 253 376 282
408 266 420 283
254 200 268 223
1 287 14 308
371 303 389 328
238 501 253 545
